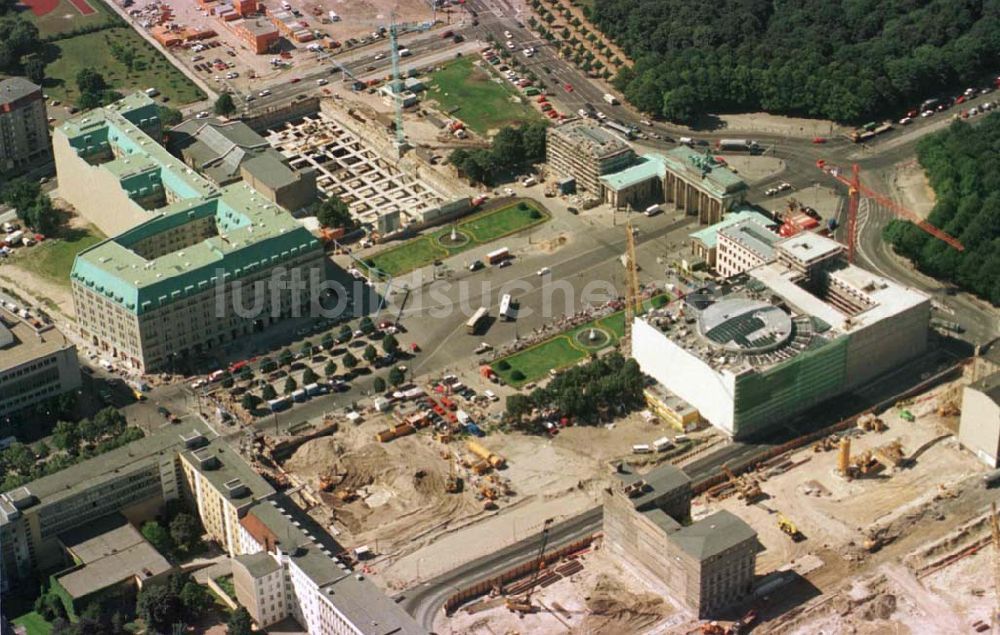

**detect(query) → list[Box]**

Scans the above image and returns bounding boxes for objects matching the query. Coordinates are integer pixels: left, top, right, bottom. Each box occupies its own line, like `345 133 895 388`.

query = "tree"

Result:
262 384 277 400
338 324 353 342
381 334 399 356
372 376 387 393
324 360 337 377
491 127 524 169
661 85 698 123
460 151 490 184
214 92 236 117
342 352 358 369
283 377 297 394
506 394 532 422
239 366 253 381
388 366 405 387
278 348 293 366
157 105 183 127
169 513 200 552
302 368 318 384
227 606 253 635
522 122 547 162
241 393 258 412
52 420 79 452
359 316 375 336
142 521 172 555
137 584 181 633
321 333 334 350
1 177 40 215
315 195 356 230
179 581 212 620
259 356 276 372
300 340 314 356
34 590 66 621
448 148 469 168
221 375 235 389
363 344 377 364
23 55 44 84
76 68 106 95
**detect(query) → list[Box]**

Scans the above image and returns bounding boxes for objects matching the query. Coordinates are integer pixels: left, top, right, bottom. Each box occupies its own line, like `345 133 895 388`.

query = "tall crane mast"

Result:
505 518 553 614
622 217 641 357
388 15 408 155
817 160 963 263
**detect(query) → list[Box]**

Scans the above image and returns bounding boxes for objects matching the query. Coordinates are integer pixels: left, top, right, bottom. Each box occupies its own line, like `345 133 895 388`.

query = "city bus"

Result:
466 307 489 334
498 294 515 321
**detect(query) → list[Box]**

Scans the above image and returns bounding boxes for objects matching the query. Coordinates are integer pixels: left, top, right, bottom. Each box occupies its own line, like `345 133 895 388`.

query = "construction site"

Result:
264 101 466 232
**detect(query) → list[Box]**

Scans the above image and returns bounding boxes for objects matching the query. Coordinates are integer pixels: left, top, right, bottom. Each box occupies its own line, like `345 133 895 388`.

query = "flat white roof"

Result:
779 232 842 264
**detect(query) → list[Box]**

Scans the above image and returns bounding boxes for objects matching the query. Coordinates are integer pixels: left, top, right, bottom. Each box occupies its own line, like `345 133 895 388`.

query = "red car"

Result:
290 77 301 84
563 83 573 92
812 137 827 144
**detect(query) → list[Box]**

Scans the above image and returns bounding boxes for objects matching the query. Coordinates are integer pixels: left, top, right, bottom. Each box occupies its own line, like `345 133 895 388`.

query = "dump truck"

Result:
467 440 505 468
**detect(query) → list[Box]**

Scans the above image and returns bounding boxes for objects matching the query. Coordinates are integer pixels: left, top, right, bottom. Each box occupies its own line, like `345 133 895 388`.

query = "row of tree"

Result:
449 123 547 185
590 0 1000 123
884 114 1000 304
504 353 645 428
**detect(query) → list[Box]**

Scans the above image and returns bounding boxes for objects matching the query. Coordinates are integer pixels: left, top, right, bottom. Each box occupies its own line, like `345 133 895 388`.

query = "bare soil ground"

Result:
436 546 679 635
714 112 845 137
890 160 937 220
717 155 785 184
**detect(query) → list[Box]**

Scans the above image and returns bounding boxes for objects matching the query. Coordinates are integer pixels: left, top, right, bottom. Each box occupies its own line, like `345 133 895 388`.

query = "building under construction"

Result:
633 233 930 438
603 463 759 618
546 120 635 196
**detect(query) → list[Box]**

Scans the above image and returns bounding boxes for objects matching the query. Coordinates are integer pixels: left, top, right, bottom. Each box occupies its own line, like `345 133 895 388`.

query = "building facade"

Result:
634 233 930 438
231 19 280 53
0 306 81 417
56 93 327 373
958 372 1000 467
715 218 781 279
603 464 758 617
688 208 776 268
546 120 635 196
0 78 51 175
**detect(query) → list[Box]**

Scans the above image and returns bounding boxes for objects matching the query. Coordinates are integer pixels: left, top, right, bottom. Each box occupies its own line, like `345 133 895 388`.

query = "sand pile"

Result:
581 574 666 635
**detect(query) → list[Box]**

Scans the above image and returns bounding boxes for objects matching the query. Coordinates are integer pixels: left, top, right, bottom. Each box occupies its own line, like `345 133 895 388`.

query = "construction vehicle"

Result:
857 413 886 432
777 513 804 541
467 440 506 469
506 519 554 613
899 409 916 422
813 437 836 452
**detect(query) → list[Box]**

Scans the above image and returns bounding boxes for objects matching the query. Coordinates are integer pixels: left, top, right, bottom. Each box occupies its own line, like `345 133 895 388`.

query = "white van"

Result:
653 436 673 452
632 444 652 454
644 204 662 217
679 137 693 146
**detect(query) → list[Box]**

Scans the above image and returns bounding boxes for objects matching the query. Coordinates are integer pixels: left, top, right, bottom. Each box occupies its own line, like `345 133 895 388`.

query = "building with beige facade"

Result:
715 217 781 278
546 120 635 196
958 372 1000 467
57 93 327 373
0 77 51 175
0 302 81 417
688 208 776 269
603 463 759 618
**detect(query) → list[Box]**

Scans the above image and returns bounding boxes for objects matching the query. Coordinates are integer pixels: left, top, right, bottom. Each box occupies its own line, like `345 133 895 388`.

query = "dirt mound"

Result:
859 593 897 621
581 574 666 634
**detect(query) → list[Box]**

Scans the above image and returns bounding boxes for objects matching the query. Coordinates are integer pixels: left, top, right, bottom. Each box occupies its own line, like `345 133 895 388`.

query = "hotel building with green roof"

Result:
54 93 325 373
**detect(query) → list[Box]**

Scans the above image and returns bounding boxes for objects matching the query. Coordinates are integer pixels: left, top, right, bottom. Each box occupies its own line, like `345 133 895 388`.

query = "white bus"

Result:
466 307 489 334
498 294 515 321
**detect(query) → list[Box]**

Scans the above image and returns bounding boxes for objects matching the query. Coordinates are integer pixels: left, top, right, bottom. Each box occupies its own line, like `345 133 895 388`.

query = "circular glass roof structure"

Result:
698 298 794 354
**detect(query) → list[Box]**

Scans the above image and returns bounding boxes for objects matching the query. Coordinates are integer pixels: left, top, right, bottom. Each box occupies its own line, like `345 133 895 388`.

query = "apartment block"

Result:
716 217 781 278
0 303 81 417
546 120 635 195
603 463 759 618
0 78 51 174
55 93 327 373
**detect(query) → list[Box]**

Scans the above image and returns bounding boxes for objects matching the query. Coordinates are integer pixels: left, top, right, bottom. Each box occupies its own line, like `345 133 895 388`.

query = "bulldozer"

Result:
777 513 804 541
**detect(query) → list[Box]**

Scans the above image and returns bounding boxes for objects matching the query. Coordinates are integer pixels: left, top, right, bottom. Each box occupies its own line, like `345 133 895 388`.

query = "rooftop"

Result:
669 510 758 561
0 77 41 106
170 118 298 187
599 153 667 191
181 437 276 511
550 120 633 160
0 311 73 371
55 514 171 599
0 424 210 522
235 18 280 36
234 551 281 579
614 463 691 511
779 231 843 265
718 218 780 261
699 299 793 354
690 208 776 250
662 147 747 197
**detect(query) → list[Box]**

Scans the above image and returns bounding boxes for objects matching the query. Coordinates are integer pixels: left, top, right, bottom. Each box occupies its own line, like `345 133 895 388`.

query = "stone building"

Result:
0 78 51 175
546 120 635 196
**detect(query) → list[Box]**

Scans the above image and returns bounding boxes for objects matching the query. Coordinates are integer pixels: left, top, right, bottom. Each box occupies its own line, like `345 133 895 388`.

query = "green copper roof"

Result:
689 208 776 249
599 153 668 191
662 146 748 197
67 94 321 315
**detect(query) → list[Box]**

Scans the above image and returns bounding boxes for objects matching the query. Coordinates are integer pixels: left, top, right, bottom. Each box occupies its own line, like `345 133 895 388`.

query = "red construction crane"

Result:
816 160 963 263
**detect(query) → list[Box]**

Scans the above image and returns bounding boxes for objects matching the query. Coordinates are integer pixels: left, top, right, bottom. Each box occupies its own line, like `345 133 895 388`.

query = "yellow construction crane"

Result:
621 218 641 357
991 502 1000 629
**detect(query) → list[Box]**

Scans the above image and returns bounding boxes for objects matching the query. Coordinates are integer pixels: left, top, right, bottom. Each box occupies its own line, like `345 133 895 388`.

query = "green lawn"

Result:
27 0 117 38
43 28 205 105
13 612 53 635
493 294 670 386
214 574 236 601
427 57 542 135
368 202 550 276
10 223 105 286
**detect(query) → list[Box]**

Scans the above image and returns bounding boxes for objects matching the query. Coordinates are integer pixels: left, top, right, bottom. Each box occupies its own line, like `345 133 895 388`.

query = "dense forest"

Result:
590 0 1000 122
884 114 1000 304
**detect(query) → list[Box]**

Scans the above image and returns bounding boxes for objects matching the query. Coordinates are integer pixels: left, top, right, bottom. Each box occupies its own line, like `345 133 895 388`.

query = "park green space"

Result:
12 611 52 635
426 57 541 135
493 294 669 386
10 223 105 287
43 27 204 105
27 0 116 37
368 202 550 276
